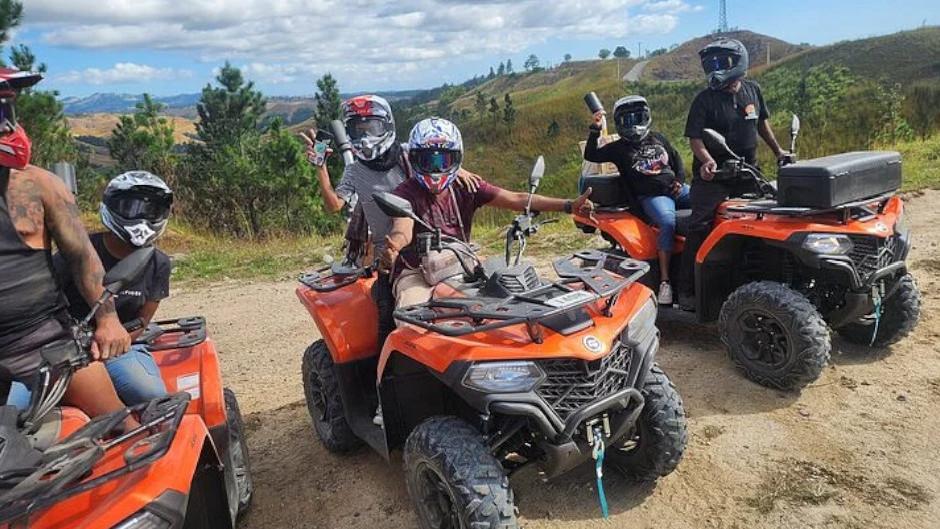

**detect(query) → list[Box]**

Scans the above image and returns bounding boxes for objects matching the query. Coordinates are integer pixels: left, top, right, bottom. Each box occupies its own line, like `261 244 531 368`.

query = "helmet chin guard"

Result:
0 125 32 170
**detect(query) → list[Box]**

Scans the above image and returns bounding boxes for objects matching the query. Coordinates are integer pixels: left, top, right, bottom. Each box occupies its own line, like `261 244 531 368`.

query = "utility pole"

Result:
637 42 642 59
766 43 771 65
718 0 728 33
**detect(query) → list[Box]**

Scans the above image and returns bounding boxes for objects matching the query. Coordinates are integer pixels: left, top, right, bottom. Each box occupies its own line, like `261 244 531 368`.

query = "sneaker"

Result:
372 404 384 427
658 281 674 306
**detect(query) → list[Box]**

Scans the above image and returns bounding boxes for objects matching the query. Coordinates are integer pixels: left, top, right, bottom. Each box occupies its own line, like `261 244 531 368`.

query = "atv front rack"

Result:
724 191 895 223
299 261 372 292
0 392 191 523
394 250 648 342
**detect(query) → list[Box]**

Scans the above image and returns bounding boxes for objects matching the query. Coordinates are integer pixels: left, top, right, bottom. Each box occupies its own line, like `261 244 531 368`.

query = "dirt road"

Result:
163 190 940 529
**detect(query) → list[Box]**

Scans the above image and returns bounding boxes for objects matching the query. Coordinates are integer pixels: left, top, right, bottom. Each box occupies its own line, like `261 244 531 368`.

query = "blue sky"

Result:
13 0 939 98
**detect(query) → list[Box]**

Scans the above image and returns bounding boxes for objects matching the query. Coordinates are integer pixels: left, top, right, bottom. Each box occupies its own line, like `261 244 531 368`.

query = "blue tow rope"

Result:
870 295 882 347
592 428 609 519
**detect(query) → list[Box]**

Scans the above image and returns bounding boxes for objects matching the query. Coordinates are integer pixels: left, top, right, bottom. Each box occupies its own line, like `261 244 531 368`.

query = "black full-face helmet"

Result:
699 38 749 90
612 95 652 143
100 171 173 247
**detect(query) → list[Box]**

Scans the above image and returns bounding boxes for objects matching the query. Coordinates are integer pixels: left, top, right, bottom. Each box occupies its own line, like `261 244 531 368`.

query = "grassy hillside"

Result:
645 30 806 81
772 26 940 83
67 113 197 144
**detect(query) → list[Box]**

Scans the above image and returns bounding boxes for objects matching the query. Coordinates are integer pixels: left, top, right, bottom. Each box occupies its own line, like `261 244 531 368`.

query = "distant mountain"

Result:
61 89 430 117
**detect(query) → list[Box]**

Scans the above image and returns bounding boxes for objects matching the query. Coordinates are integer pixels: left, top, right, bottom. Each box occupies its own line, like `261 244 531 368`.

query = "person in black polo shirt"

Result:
7 171 172 409
678 38 788 309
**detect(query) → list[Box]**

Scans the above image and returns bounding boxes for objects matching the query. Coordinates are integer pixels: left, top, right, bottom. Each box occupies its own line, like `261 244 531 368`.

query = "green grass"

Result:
886 135 940 191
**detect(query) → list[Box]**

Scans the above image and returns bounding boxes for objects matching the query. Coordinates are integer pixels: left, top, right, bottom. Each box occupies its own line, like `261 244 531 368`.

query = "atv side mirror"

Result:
702 128 740 160
790 114 800 138
373 192 435 231
529 155 545 190
103 246 155 295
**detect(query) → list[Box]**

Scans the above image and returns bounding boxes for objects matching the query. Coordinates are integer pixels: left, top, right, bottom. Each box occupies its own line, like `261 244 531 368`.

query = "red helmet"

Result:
0 68 42 169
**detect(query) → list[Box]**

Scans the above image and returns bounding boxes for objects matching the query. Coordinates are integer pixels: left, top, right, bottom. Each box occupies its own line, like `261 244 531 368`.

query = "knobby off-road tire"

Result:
838 273 921 348
720 281 830 391
223 388 254 515
404 416 518 529
609 364 687 481
301 340 361 453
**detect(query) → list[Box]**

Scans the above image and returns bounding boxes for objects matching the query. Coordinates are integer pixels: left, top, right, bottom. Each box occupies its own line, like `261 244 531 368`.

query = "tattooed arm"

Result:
36 168 130 359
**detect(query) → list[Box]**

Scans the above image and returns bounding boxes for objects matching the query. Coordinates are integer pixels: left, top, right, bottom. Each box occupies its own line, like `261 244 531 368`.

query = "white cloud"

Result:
56 63 191 85
25 0 697 87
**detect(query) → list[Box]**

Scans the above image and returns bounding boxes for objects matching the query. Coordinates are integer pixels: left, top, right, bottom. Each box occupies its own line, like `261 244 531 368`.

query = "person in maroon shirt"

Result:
379 118 595 310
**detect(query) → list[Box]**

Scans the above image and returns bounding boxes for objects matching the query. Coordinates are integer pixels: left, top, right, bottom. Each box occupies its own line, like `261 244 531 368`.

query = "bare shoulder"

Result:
6 165 61 246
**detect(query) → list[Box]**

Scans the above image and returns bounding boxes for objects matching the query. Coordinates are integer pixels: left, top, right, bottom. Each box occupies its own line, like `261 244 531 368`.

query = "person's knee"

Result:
106 348 167 405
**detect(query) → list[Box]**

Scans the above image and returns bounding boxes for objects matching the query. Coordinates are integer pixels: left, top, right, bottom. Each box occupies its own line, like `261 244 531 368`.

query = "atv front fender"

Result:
296 278 379 364
26 416 223 529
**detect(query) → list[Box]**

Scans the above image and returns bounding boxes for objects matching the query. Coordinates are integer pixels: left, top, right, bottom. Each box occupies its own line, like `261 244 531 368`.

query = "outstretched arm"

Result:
488 187 595 217
41 171 130 359
302 128 348 213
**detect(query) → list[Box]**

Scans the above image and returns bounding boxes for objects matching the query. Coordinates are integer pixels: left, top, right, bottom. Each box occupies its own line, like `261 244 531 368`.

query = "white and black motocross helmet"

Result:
699 38 749 90
100 171 173 247
342 94 396 162
612 95 652 143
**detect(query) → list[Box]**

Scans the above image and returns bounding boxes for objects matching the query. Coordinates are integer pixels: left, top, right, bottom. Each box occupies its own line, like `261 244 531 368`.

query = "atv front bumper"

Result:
443 325 658 479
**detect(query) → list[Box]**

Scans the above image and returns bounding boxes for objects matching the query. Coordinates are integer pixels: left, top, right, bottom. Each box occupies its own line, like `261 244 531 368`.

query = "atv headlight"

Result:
894 208 909 236
624 297 658 344
463 361 545 393
113 511 172 529
802 233 853 255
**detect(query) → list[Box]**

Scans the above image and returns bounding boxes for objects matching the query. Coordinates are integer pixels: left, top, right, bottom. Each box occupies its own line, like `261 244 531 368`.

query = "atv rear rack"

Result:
0 393 191 523
394 250 648 343
136 316 208 351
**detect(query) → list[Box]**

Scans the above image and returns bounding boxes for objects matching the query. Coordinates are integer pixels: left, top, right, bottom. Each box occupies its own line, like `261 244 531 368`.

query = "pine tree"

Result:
598 48 611 60
194 61 266 148
488 66 496 79
613 46 630 58
506 59 513 74
488 97 500 121
502 93 516 132
524 54 540 71
314 73 343 128
564 53 572 62
474 92 487 120
497 62 505 76
108 94 176 178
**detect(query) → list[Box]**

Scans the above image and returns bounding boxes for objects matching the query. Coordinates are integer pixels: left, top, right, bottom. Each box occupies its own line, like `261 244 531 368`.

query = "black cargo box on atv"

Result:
776 151 901 208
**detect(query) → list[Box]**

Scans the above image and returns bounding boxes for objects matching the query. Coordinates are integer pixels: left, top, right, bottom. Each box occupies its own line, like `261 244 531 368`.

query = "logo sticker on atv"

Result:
582 335 604 354
177 373 201 399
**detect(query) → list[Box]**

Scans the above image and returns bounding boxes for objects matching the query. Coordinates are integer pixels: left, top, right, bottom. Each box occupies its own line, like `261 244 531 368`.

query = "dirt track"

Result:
163 190 940 529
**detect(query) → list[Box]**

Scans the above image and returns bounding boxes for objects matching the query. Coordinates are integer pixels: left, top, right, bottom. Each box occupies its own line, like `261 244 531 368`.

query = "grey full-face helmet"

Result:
699 38 749 90
612 95 652 143
100 171 173 247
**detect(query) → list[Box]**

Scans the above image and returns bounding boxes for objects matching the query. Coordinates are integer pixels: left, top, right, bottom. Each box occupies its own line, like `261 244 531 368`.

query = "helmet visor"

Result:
347 117 391 141
0 99 17 133
409 148 462 176
107 192 172 221
614 107 650 129
702 53 739 73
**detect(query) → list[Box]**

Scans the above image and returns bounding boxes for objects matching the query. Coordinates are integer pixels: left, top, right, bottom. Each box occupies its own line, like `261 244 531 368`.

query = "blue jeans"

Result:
6 344 168 410
640 185 691 252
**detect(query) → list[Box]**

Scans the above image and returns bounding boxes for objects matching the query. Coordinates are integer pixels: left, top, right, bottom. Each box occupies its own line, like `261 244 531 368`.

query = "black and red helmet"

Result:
0 68 42 170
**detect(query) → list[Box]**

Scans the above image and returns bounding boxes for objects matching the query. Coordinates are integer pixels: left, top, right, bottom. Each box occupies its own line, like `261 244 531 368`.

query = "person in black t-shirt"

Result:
584 95 689 305
678 38 789 309
7 172 173 409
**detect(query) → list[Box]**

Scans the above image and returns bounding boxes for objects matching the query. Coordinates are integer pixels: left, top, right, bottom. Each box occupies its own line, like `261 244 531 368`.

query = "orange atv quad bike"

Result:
575 115 920 391
0 247 253 529
296 158 688 528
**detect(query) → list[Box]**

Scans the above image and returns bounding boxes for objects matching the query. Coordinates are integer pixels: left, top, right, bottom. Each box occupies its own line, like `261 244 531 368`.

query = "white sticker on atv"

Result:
177 373 201 400
126 221 156 246
545 290 596 308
